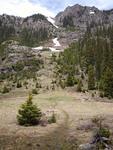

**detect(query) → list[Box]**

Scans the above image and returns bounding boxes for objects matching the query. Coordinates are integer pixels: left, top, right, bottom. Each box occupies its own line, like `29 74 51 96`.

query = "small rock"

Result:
79 143 96 150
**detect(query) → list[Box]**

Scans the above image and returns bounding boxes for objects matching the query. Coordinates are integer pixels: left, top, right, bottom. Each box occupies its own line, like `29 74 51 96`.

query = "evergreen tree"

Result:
63 16 74 28
102 68 113 98
17 93 42 126
66 74 75 87
77 79 82 92
56 25 113 94
48 113 56 124
88 65 95 90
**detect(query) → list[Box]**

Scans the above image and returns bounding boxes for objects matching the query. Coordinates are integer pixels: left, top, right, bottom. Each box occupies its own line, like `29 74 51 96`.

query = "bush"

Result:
66 74 77 87
48 113 56 124
81 73 84 79
82 89 86 93
2 86 10 93
92 93 95 97
59 80 65 89
92 116 104 126
36 82 41 88
99 92 104 98
98 127 110 138
94 126 111 149
77 79 82 92
32 89 38 94
92 116 111 149
12 62 24 72
17 93 42 126
17 81 22 88
23 81 28 86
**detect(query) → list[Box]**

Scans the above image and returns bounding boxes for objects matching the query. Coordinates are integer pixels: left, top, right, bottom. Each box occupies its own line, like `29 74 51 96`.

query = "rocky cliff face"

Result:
54 4 113 46
55 4 113 30
0 14 22 28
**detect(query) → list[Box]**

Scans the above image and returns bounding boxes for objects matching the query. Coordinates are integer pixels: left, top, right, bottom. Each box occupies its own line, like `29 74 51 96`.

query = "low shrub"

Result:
48 113 56 124
32 89 38 94
92 116 111 149
99 92 104 98
59 80 65 89
17 81 22 88
92 93 95 97
36 82 41 88
98 127 110 138
77 79 82 92
2 86 10 93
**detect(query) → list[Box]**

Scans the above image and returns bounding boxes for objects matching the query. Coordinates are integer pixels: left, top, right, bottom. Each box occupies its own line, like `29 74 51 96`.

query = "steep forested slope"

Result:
55 25 113 98
0 14 55 46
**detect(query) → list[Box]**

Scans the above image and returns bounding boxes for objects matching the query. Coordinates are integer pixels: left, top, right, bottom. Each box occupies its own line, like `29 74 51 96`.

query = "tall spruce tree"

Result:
102 67 113 98
66 74 75 87
88 65 95 90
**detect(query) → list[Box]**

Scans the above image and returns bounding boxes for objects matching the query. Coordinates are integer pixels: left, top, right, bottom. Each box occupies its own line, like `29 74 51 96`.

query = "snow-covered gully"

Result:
48 37 61 52
32 16 62 52
53 38 61 47
32 37 62 52
47 16 58 28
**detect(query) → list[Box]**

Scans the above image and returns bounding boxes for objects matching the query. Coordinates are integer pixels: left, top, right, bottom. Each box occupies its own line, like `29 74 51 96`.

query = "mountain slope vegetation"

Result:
55 25 113 98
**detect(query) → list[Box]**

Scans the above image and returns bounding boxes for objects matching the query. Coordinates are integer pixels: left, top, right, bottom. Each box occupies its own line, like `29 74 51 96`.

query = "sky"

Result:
0 0 113 17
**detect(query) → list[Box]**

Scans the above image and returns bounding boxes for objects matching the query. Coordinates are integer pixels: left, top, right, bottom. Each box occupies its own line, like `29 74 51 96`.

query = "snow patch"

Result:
49 47 61 52
49 38 62 52
90 11 95 15
32 37 62 53
47 16 58 28
32 46 43 50
53 38 61 47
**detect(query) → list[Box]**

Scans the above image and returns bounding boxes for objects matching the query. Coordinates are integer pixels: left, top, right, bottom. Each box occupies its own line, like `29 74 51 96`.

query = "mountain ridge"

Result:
0 13 55 47
0 4 113 47
55 4 113 29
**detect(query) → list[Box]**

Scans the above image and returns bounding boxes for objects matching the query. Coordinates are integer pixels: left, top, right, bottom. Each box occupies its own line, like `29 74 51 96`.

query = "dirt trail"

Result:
36 109 71 150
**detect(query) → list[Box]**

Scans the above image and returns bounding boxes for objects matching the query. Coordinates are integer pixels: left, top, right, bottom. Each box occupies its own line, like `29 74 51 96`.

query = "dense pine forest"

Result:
56 25 113 98
0 14 51 47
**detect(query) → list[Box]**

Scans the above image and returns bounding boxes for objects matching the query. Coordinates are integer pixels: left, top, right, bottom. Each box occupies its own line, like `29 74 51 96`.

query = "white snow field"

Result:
32 46 43 50
32 37 62 52
52 38 61 47
47 16 58 28
48 38 62 52
49 47 61 52
89 11 95 15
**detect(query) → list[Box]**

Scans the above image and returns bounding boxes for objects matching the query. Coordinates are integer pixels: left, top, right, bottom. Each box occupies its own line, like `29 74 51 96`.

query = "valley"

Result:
0 2 113 150
0 49 113 149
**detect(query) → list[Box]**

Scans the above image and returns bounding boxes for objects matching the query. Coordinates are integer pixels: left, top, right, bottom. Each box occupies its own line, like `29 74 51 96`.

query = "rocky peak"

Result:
55 4 113 29
0 14 22 27
22 14 53 30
